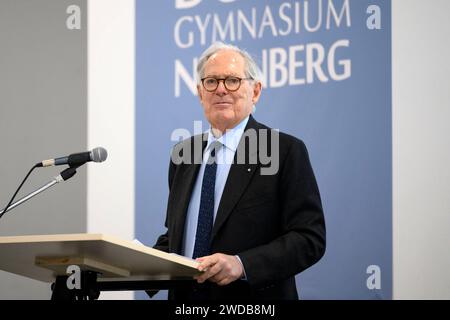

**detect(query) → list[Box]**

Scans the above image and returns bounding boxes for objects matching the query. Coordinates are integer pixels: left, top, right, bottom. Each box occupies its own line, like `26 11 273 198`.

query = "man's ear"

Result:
252 81 262 105
197 85 203 100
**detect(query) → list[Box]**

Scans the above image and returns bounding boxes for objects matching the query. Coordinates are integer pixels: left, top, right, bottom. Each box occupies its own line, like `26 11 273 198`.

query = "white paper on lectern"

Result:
169 253 197 264
133 238 197 266
132 238 145 246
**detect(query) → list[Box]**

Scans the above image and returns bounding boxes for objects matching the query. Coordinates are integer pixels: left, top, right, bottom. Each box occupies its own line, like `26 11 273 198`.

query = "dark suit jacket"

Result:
154 115 326 300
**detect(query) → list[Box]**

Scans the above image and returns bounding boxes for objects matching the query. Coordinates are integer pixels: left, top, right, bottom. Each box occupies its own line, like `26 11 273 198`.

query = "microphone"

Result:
37 147 108 168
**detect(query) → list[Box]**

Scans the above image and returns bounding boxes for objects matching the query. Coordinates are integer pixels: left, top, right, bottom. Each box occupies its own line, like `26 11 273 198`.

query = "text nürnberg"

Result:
174 0 352 97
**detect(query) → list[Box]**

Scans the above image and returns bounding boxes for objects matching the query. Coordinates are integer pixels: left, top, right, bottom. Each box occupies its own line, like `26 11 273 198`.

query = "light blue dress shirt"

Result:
182 116 250 258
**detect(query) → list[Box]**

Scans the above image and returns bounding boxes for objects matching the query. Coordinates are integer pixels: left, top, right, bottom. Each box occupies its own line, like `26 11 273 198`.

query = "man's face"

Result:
197 50 261 132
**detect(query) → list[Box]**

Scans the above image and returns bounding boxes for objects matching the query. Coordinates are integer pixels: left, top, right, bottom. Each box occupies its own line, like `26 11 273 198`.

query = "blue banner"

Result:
136 0 391 299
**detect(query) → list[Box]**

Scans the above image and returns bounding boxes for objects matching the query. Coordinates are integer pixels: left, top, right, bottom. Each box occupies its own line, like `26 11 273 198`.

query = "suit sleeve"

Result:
153 158 177 252
238 139 326 287
147 156 179 299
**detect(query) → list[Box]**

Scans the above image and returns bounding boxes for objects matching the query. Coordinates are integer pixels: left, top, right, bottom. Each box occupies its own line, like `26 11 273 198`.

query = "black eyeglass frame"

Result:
200 76 254 92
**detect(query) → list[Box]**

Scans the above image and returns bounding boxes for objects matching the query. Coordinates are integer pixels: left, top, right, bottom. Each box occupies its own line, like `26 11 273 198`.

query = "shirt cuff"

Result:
235 255 247 280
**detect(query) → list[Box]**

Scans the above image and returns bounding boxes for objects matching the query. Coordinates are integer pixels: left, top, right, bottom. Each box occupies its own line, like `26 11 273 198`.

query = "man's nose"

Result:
215 80 228 95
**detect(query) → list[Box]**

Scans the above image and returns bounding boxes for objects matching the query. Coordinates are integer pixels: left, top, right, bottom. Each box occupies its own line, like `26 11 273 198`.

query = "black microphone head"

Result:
91 147 108 163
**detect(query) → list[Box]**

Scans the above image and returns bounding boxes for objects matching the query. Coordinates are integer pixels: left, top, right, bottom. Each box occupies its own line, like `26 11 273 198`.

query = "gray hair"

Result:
196 42 262 85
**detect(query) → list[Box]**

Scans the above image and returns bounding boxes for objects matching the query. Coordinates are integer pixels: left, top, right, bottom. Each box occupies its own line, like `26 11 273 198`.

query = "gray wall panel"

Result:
0 0 87 299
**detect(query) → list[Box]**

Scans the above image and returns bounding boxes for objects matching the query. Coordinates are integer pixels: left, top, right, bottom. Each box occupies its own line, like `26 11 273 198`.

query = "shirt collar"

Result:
206 115 250 153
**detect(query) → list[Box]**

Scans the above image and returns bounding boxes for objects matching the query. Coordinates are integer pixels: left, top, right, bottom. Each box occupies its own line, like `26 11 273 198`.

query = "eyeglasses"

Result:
201 76 253 92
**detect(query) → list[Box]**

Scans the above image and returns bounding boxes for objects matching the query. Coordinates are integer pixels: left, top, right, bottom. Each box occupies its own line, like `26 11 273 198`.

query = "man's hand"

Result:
194 253 244 286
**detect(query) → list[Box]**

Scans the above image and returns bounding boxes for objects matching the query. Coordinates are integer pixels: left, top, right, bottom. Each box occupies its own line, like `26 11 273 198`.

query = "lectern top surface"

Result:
0 233 200 283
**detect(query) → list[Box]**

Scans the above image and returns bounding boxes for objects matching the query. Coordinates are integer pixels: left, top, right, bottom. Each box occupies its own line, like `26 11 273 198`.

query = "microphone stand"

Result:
0 167 77 217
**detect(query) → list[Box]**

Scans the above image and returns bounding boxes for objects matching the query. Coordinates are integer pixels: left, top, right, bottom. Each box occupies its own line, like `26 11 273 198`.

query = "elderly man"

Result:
154 42 325 300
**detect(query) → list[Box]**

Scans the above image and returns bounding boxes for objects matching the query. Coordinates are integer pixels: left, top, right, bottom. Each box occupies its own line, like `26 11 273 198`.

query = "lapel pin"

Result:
247 168 251 172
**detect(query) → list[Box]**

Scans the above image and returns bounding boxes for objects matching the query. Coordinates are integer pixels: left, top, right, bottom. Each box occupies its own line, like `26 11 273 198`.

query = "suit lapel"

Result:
211 116 261 240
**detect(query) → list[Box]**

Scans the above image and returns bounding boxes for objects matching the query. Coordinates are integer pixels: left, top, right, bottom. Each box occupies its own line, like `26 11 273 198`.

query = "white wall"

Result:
393 0 450 299
87 0 135 300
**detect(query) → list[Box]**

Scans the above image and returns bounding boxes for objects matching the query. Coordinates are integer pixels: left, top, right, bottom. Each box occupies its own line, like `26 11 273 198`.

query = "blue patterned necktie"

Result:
192 142 221 259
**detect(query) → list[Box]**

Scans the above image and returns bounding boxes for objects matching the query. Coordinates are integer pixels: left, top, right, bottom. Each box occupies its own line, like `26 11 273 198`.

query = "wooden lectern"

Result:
0 233 200 300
